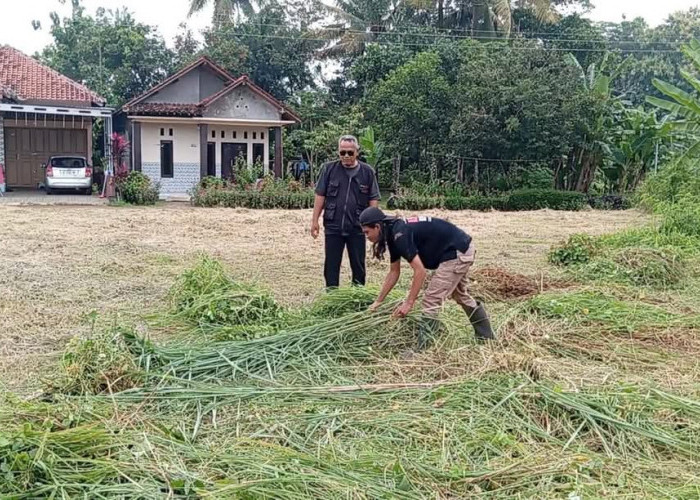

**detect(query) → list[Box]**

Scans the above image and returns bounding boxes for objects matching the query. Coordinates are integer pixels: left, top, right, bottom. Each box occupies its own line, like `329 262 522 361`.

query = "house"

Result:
118 57 301 198
0 45 112 190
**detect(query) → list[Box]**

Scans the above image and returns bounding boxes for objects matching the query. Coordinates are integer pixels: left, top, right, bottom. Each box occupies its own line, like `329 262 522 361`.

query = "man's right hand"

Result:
368 301 382 312
310 220 320 239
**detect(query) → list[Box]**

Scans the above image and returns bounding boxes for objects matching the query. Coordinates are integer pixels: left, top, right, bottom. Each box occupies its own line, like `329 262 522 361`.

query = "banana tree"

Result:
563 53 620 193
606 106 673 192
647 38 700 159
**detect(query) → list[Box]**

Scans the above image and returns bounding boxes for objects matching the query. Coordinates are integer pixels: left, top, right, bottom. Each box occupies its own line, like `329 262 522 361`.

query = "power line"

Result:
202 30 682 54
207 17 685 52
208 15 689 47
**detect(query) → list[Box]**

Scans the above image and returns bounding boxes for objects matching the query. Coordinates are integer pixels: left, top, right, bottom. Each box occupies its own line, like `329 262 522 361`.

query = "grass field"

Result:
0 204 647 392
3 203 700 498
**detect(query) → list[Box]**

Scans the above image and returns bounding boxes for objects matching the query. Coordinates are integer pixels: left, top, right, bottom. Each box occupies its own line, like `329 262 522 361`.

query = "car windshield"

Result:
52 158 86 168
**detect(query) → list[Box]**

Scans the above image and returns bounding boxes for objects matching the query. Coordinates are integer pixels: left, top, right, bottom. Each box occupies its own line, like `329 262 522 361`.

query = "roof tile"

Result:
0 45 104 105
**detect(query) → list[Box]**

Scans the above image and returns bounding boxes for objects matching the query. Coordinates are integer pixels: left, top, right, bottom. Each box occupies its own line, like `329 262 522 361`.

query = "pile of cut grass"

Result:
549 226 699 288
169 256 282 326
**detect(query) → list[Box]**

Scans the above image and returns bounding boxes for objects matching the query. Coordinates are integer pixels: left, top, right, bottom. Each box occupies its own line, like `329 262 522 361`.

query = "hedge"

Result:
388 189 588 212
192 187 315 209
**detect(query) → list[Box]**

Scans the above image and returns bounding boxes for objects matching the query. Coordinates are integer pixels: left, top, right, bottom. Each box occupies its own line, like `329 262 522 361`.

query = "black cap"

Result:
359 207 392 226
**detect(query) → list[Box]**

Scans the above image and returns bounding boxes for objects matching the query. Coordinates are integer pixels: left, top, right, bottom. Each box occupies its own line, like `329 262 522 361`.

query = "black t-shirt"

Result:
388 216 472 270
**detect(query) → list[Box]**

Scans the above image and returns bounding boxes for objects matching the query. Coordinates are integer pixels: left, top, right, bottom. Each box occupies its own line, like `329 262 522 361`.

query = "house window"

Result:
233 131 237 139
160 141 174 178
253 132 257 140
261 132 265 140
244 131 248 139
212 130 216 139
169 128 174 136
221 131 225 138
160 128 165 136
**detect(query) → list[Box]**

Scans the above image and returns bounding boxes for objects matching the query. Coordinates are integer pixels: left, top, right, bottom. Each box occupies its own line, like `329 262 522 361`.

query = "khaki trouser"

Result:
422 242 477 316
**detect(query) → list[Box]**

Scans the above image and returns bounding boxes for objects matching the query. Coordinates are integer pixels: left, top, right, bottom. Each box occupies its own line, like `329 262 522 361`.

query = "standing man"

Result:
359 206 495 347
311 135 381 288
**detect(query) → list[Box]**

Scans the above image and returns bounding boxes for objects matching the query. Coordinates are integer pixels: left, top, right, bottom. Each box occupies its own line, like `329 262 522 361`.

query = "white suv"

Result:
44 156 93 195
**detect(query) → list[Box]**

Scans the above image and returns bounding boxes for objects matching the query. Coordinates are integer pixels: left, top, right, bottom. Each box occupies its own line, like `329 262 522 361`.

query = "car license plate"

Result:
59 169 79 177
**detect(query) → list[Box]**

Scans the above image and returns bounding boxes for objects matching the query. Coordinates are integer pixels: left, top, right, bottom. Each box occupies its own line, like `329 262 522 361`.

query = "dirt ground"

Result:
0 204 649 393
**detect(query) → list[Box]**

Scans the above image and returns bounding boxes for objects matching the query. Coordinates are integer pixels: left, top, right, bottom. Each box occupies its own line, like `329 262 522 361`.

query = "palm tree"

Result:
407 0 558 36
310 0 405 58
188 0 256 25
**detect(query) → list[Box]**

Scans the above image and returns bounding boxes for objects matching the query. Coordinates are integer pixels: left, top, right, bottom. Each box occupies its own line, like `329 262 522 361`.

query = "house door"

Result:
252 143 264 167
4 127 88 188
207 142 216 177
221 143 247 180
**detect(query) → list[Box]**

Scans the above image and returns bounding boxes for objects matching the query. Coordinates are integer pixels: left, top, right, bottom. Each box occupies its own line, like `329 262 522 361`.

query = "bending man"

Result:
360 207 495 346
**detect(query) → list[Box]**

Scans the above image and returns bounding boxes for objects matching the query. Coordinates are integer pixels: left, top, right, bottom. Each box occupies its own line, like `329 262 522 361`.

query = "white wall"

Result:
139 122 271 196
141 122 201 197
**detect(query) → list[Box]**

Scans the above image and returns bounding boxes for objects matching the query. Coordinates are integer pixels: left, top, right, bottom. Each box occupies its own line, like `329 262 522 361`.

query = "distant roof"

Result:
0 45 105 106
122 56 300 123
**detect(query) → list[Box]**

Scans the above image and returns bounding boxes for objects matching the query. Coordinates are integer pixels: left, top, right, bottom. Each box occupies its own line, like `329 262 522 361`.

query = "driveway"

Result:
0 190 108 206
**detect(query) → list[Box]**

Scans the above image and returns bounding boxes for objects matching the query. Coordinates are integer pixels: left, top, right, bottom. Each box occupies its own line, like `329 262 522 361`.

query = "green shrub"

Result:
389 189 585 212
505 189 587 211
638 159 700 211
659 199 700 238
116 171 160 205
549 234 600 266
588 194 633 210
192 186 315 209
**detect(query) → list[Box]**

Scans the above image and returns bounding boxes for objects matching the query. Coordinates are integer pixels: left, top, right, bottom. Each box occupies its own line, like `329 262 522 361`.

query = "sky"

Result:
0 0 699 55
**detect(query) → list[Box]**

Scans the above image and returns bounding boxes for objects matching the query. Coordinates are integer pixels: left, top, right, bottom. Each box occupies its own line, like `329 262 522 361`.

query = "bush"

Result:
389 189 585 212
116 171 160 205
192 186 315 209
549 234 600 266
505 189 587 211
659 199 700 238
588 194 632 211
638 159 700 211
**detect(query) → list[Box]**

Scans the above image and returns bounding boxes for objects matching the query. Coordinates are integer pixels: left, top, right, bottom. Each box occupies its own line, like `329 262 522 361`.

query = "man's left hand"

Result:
393 300 414 318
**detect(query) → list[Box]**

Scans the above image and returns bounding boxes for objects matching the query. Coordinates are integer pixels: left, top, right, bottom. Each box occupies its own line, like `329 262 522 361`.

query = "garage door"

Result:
4 128 88 188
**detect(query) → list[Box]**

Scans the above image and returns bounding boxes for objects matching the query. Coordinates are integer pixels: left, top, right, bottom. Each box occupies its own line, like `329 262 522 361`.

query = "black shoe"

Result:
465 301 495 341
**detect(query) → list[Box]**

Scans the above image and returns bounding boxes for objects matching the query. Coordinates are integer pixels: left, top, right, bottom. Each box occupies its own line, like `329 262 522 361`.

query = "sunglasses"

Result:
339 150 356 157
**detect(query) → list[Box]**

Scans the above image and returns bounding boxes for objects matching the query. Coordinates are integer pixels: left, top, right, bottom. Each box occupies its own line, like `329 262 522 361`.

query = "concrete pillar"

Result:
274 126 282 178
132 121 142 172
199 123 208 179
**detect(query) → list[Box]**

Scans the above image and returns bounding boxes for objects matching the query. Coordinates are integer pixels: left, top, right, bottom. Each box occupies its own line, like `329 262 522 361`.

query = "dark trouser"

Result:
324 233 366 288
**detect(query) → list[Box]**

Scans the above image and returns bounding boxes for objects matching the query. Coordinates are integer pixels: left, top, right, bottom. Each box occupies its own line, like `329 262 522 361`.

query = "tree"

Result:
449 40 592 189
607 106 673 192
38 0 174 106
647 38 700 159
188 0 256 26
364 51 453 164
312 0 403 58
203 3 321 99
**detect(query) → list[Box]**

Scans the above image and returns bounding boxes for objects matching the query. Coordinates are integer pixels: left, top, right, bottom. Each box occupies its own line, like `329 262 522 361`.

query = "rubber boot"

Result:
464 301 495 341
417 316 442 351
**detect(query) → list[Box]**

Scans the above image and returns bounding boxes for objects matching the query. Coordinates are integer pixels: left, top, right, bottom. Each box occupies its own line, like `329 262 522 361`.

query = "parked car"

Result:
43 156 93 195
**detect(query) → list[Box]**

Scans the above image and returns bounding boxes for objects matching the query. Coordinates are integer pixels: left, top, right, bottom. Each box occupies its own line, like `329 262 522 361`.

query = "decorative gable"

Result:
203 86 282 121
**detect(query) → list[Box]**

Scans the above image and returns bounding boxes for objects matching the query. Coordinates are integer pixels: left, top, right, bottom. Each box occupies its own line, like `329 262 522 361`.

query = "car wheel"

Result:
45 187 52 195
85 188 92 196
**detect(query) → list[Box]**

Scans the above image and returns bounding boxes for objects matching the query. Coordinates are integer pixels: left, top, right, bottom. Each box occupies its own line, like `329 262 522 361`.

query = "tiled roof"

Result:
122 56 300 123
0 45 105 105
125 102 203 117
